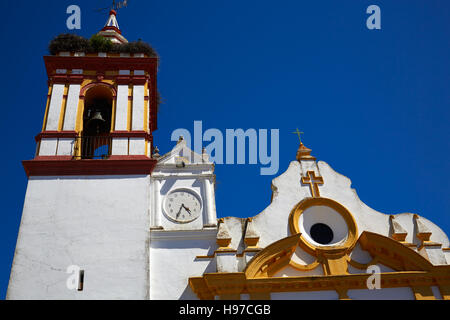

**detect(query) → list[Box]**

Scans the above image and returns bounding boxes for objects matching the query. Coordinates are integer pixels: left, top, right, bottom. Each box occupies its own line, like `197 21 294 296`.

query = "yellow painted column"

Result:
127 85 133 131
41 86 53 131
57 85 69 131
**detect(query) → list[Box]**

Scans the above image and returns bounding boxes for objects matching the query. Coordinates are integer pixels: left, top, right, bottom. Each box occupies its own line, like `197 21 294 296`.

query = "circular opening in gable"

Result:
289 198 358 253
299 205 349 247
310 223 334 245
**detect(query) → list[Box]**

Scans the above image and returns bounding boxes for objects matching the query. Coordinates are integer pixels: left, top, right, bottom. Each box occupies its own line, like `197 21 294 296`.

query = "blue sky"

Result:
0 0 449 298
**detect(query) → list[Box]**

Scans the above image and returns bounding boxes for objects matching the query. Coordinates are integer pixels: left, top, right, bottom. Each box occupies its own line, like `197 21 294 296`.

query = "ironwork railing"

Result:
73 136 112 159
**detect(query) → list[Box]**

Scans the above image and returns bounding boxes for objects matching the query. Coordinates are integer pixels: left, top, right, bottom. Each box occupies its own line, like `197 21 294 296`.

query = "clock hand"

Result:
176 205 183 219
181 204 192 215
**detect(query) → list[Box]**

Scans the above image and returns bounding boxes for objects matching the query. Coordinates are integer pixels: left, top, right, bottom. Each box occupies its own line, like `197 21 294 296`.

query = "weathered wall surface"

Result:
7 175 151 300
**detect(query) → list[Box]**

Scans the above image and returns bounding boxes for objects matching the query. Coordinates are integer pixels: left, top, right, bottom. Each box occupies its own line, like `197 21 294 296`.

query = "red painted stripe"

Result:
22 158 157 177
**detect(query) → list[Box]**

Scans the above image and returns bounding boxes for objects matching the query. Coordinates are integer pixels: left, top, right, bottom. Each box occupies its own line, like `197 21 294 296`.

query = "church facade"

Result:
6 11 450 300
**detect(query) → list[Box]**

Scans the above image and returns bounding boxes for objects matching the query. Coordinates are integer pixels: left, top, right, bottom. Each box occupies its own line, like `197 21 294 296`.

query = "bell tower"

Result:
24 9 158 174
7 10 159 299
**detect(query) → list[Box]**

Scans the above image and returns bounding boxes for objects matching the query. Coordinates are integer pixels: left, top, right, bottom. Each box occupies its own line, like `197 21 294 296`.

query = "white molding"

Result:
150 229 218 241
151 173 215 180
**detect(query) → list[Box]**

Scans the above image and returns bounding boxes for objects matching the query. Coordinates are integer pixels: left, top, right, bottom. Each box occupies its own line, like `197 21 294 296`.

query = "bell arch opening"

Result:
80 85 114 159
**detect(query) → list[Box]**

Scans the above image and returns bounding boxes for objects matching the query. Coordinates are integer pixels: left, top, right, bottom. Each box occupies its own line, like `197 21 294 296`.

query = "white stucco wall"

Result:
7 175 151 300
132 85 145 131
151 141 217 231
114 85 129 131
223 160 450 258
111 138 128 155
39 138 58 156
62 84 81 131
45 84 65 131
149 230 217 300
56 138 75 156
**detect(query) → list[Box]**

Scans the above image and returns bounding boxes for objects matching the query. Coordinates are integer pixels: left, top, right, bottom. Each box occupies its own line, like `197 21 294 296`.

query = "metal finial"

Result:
292 128 304 144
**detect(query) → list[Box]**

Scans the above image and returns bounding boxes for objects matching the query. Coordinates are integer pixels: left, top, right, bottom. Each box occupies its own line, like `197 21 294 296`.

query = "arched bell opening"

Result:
81 85 113 159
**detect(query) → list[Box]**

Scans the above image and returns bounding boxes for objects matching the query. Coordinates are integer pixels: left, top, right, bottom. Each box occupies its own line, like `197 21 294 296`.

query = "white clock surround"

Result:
150 138 217 231
149 139 219 299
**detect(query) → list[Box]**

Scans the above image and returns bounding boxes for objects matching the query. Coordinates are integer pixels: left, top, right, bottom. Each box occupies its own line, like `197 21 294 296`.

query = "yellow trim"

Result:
42 86 53 131
196 255 215 259
244 234 300 278
412 286 436 300
288 197 358 256
348 256 379 270
74 96 84 159
359 231 434 271
127 85 132 131
216 238 232 249
74 96 84 132
144 81 149 132
289 259 321 272
110 96 117 132
190 270 450 300
189 231 450 300
319 250 349 275
301 171 324 197
57 85 69 131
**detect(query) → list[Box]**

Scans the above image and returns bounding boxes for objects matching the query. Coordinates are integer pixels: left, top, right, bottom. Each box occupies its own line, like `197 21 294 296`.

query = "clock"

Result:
163 189 202 223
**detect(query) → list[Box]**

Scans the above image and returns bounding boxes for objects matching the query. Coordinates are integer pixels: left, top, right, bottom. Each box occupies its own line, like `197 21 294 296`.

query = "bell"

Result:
86 111 106 134
88 111 105 123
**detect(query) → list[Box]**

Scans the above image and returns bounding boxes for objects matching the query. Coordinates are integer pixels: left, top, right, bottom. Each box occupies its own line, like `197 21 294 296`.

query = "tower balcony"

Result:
23 131 157 177
74 135 112 160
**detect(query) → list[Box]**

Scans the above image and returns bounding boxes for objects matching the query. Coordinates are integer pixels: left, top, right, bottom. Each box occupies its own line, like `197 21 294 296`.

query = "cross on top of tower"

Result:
97 0 129 13
112 0 129 11
292 128 304 144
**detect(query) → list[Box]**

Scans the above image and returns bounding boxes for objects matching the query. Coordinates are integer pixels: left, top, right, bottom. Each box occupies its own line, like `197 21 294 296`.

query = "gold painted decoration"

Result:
389 215 408 242
216 218 232 250
296 143 316 161
288 197 358 255
301 171 324 197
189 231 450 300
244 218 260 249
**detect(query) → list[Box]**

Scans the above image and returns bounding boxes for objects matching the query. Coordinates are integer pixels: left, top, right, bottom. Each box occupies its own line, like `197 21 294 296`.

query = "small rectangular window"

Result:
78 270 85 291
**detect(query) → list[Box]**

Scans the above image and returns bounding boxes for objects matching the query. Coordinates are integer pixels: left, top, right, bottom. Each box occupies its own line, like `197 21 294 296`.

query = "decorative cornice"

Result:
190 270 450 299
150 229 218 241
44 56 158 76
35 131 78 142
110 130 152 140
22 157 157 177
190 231 450 299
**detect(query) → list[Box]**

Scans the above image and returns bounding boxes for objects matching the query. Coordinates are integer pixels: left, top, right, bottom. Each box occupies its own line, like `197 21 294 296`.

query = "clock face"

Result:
163 189 202 223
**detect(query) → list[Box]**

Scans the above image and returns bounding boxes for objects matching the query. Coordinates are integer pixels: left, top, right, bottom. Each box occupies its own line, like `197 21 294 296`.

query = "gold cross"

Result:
301 171 324 197
292 128 304 144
